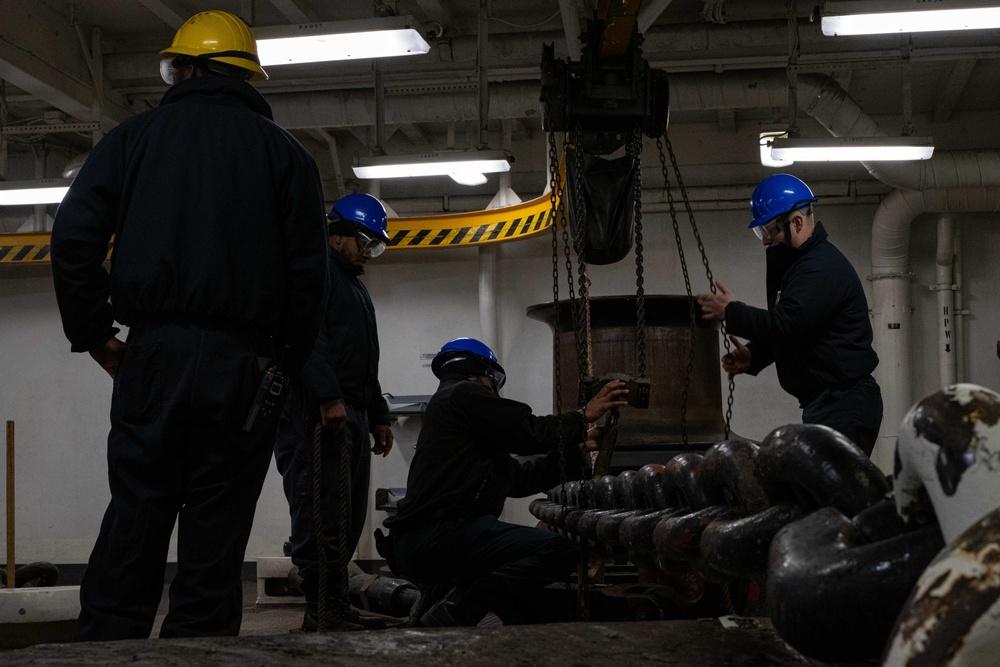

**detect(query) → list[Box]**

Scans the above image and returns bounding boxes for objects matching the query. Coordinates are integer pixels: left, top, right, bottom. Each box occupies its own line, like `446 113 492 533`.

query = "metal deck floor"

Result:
2 583 875 666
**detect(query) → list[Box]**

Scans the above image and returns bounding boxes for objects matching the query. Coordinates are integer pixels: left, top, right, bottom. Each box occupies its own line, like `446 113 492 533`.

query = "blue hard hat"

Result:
431 337 506 389
749 174 817 229
329 193 390 243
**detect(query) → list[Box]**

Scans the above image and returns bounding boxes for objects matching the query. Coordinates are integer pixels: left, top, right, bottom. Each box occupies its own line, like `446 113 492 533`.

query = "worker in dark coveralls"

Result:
49 10 328 640
274 193 394 632
381 337 628 626
696 173 882 455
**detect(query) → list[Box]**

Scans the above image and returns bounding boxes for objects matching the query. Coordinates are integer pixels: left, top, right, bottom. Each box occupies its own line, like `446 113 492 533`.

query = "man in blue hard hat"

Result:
274 193 395 632
378 337 628 627
696 173 882 455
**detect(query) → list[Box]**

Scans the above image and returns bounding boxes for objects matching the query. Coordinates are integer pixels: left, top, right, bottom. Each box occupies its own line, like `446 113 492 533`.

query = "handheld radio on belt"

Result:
242 346 290 435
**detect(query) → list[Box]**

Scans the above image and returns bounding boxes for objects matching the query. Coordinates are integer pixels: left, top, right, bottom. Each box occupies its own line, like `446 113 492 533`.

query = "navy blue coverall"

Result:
725 222 883 454
50 76 328 640
274 248 391 609
384 377 589 624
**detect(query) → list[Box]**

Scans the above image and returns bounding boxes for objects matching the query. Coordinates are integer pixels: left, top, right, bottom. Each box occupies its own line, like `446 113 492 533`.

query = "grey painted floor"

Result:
3 583 874 666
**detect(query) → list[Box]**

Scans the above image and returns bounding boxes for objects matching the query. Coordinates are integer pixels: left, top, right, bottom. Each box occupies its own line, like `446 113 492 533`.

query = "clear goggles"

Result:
484 366 506 391
355 229 386 258
753 217 786 241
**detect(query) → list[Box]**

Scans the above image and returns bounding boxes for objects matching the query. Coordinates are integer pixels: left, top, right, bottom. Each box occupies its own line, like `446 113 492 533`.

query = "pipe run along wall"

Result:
867 188 1000 471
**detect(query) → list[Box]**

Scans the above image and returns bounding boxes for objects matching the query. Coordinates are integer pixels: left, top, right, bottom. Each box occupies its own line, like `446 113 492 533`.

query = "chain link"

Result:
656 135 695 445
663 136 735 438
547 130 569 507
570 125 593 399
629 127 647 378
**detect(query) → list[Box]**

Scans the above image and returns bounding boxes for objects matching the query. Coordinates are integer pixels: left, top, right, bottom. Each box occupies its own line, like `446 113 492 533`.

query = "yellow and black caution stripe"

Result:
0 232 53 265
386 189 559 250
0 232 113 265
0 185 561 264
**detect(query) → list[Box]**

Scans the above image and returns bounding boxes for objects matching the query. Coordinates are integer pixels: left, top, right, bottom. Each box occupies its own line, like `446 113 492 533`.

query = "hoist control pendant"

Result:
527 295 726 470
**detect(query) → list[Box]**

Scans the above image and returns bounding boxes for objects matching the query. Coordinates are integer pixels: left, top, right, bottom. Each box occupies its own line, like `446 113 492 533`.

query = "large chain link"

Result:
663 137 735 438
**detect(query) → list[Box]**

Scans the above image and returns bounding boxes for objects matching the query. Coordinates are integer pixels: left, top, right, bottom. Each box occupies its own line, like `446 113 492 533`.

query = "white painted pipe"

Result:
868 187 1000 473
935 215 957 387
869 272 912 474
954 225 966 382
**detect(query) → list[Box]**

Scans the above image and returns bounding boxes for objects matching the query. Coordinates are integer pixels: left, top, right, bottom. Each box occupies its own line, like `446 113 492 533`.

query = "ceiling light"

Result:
353 150 514 186
254 16 430 66
821 1 1000 36
0 179 73 206
760 131 796 167
769 136 935 161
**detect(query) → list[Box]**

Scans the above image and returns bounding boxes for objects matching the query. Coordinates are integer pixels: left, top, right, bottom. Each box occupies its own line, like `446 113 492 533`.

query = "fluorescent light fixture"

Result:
0 179 73 205
353 150 514 186
821 0 1000 35
254 16 430 66
769 136 935 161
760 131 796 167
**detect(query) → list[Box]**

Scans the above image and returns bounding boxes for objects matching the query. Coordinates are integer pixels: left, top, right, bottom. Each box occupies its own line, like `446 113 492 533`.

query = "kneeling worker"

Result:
381 337 628 626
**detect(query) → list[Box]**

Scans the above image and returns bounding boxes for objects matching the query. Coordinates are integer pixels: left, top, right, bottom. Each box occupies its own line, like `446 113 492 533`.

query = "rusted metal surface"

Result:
883 508 1000 667
883 383 1000 666
895 384 1000 543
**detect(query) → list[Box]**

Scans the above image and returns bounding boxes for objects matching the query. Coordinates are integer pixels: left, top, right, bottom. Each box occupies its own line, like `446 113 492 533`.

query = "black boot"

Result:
419 585 484 627
301 601 364 632
335 596 386 630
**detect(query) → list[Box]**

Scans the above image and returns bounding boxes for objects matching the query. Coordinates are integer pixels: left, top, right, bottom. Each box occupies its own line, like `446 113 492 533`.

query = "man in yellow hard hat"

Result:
51 11 328 640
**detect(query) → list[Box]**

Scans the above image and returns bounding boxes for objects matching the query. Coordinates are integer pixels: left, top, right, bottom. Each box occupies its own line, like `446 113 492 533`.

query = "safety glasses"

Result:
485 367 506 391
355 229 386 258
753 218 785 241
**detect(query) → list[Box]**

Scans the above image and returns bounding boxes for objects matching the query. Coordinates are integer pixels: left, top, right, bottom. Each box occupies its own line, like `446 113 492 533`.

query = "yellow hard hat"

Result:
160 10 268 81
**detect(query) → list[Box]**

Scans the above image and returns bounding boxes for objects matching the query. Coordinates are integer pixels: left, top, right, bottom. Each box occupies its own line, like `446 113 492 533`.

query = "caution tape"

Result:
386 189 557 250
0 187 560 264
0 233 112 265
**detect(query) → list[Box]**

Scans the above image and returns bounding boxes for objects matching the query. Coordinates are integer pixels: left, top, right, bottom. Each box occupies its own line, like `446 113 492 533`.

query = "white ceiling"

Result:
2 0 1000 223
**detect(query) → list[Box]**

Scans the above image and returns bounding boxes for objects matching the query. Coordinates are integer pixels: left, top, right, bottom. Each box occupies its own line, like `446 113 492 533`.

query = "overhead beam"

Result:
0 1 129 125
398 123 430 147
267 0 317 24
413 0 452 27
137 0 185 29
638 0 675 34
934 58 976 123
